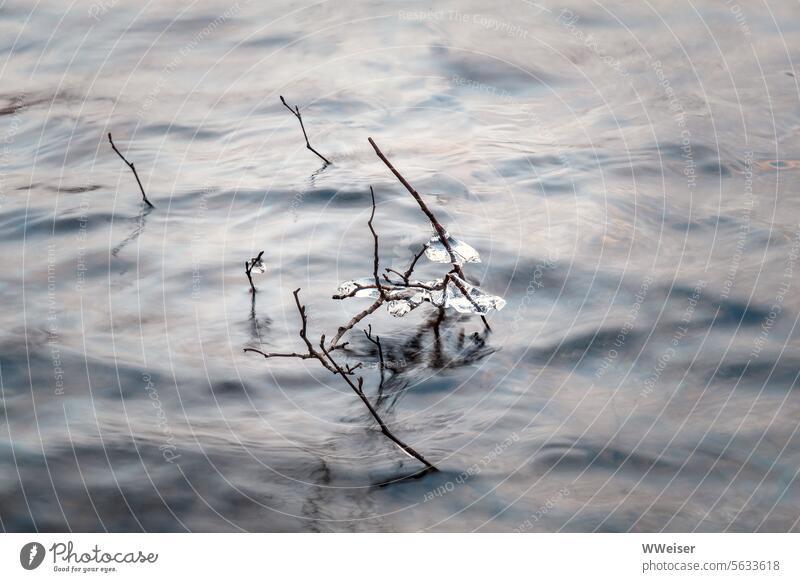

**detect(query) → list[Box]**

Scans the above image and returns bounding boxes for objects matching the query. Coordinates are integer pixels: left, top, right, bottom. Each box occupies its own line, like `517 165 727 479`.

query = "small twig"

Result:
403 244 428 283
280 96 331 165
364 325 385 373
245 261 255 293
243 347 314 361
345 362 364 374
329 297 384 348
108 133 154 208
245 250 264 294
367 186 386 299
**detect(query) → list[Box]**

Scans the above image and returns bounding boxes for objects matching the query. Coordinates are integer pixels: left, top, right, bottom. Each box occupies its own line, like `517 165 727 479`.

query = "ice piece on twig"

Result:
444 274 506 315
336 278 380 298
247 255 266 274
387 293 426 317
424 232 481 265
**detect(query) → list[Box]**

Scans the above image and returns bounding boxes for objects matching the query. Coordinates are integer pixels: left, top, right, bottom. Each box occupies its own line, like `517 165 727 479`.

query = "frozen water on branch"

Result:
425 232 481 265
247 255 266 274
348 274 506 317
387 294 425 317
336 278 380 298
442 274 506 315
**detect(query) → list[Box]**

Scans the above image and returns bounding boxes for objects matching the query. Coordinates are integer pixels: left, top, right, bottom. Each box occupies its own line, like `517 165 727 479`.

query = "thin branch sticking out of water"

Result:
244 288 437 474
245 250 264 294
108 133 154 208
280 96 331 166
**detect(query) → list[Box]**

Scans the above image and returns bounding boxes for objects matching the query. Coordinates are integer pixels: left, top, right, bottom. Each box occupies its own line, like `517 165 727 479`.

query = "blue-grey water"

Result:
2 0 800 532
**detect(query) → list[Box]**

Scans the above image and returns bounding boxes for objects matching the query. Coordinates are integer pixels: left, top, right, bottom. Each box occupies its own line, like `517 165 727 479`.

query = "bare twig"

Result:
280 96 331 165
368 186 386 299
345 362 364 374
364 325 385 374
245 250 264 294
403 243 428 283
108 133 154 208
368 137 453 262
368 137 490 330
243 347 314 361
385 267 405 280
329 297 384 349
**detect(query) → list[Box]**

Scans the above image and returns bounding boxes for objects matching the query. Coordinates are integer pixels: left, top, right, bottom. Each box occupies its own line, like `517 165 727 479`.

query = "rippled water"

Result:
2 0 800 532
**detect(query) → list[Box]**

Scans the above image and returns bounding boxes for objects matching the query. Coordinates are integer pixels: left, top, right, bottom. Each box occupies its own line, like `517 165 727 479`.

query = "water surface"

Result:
2 0 800 531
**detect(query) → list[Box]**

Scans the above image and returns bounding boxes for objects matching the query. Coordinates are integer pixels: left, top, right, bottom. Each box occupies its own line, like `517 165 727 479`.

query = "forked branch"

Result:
108 133 154 208
280 96 331 165
245 250 264 294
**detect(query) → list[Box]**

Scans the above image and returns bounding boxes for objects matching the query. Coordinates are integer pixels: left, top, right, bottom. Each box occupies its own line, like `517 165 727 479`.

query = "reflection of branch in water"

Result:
301 455 332 533
111 204 152 257
309 161 329 181
248 292 272 347
353 309 495 415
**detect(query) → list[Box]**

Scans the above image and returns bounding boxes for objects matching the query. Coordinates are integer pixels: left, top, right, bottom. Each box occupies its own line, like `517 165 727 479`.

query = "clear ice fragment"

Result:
247 255 266 274
387 293 425 317
424 232 481 265
443 274 506 315
336 278 380 298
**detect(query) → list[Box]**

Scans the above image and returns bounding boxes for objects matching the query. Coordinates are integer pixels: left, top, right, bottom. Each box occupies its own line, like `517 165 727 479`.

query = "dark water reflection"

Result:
2 0 800 531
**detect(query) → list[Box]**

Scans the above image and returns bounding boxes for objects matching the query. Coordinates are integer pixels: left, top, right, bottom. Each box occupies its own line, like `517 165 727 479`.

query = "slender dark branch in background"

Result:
280 96 331 165
245 261 255 293
368 137 491 331
108 133 154 208
245 250 264 294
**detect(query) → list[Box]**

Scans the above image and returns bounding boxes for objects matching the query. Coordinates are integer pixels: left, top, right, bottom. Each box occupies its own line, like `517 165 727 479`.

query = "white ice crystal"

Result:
424 232 481 265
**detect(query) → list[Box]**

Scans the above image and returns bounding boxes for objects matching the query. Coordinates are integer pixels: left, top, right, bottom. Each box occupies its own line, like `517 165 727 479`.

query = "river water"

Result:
2 0 800 531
